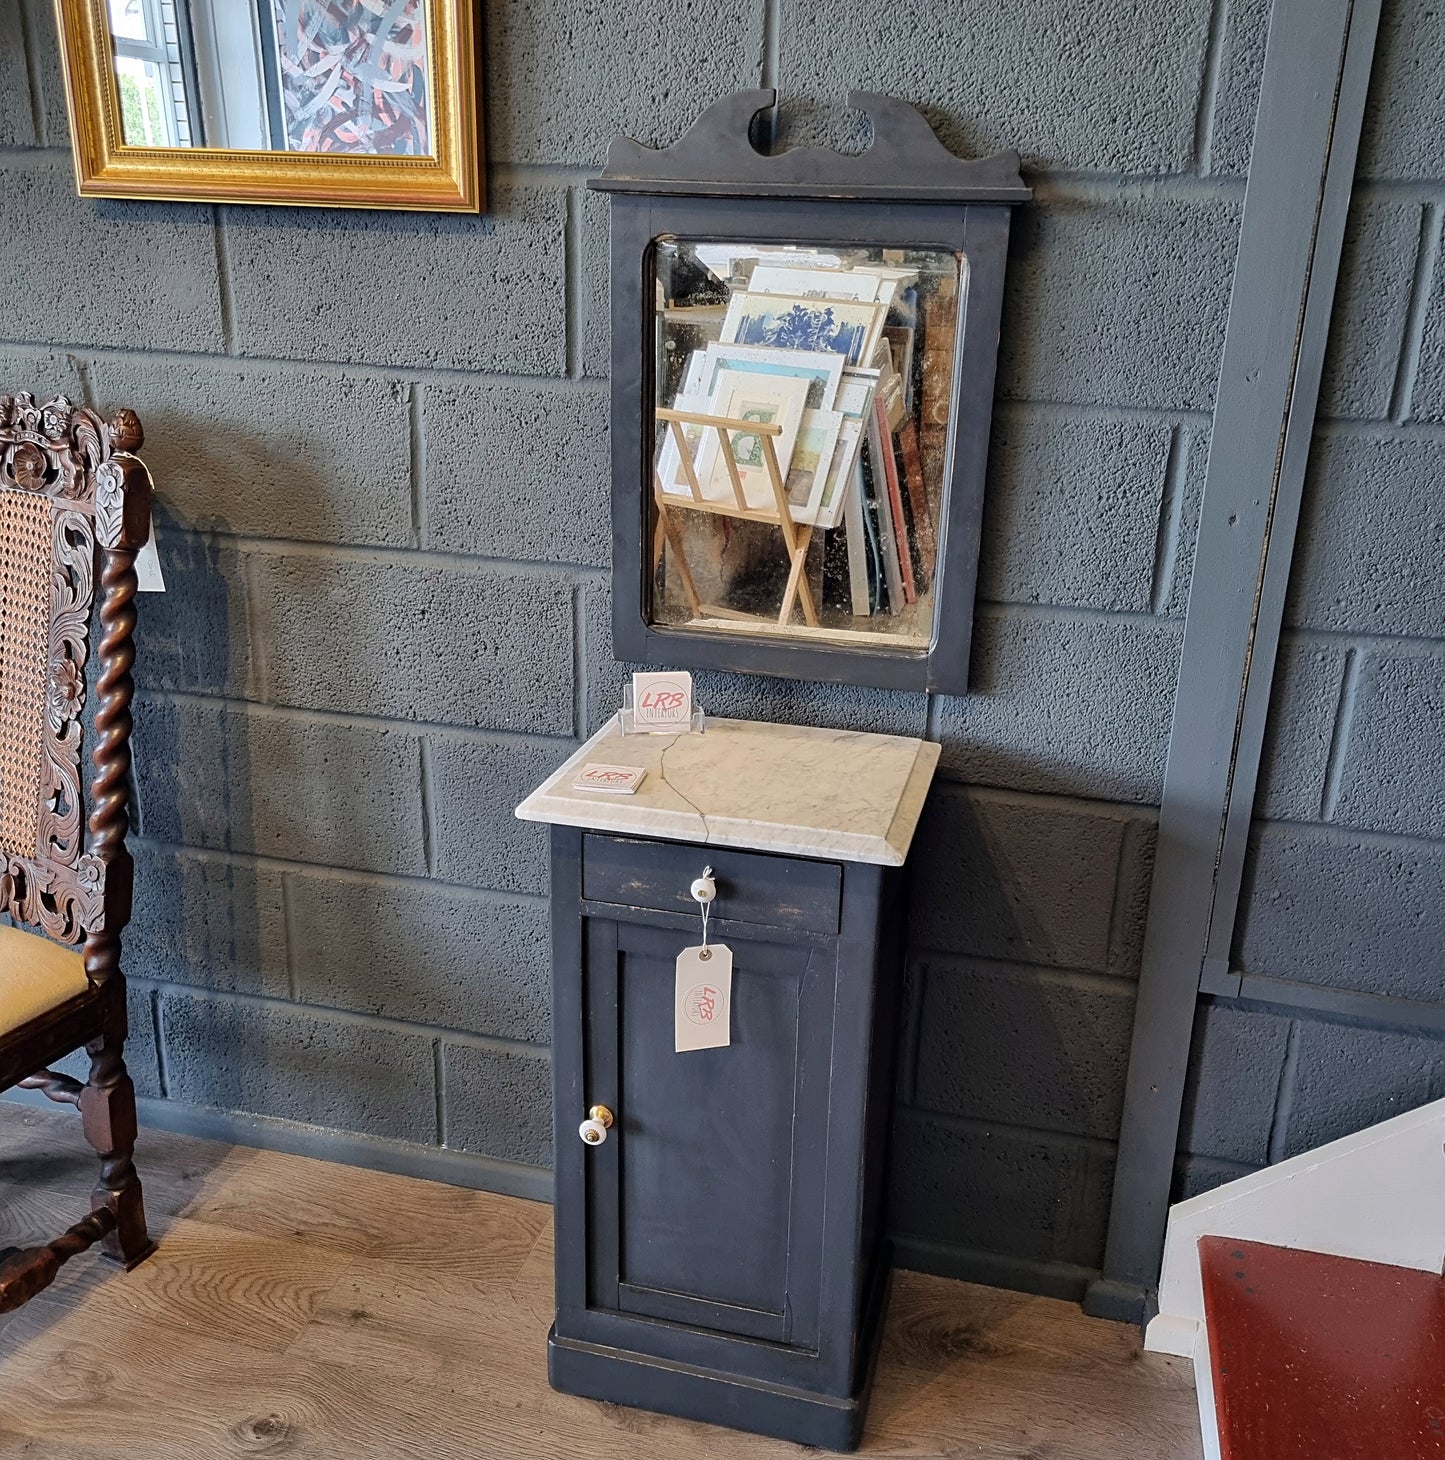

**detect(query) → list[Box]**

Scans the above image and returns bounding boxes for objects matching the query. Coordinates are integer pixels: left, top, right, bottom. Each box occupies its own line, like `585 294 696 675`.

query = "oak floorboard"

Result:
0 1105 1202 1460
182 1143 550 1274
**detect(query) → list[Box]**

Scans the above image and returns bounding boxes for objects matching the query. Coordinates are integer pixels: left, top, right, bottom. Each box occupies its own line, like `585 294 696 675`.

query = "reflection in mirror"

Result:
106 0 433 155
649 240 963 654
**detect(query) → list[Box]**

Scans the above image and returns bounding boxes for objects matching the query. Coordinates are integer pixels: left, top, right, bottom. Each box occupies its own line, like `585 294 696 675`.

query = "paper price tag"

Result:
674 944 732 1053
135 515 166 593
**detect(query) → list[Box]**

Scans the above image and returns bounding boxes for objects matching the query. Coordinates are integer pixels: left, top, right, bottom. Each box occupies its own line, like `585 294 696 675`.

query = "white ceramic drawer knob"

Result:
691 870 716 904
579 1104 614 1146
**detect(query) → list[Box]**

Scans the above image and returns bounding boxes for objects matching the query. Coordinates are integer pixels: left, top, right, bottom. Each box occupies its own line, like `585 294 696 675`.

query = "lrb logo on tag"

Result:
674 944 732 1052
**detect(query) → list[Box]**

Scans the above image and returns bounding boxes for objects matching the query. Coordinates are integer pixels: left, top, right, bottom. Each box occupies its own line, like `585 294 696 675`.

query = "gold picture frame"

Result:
53 0 482 213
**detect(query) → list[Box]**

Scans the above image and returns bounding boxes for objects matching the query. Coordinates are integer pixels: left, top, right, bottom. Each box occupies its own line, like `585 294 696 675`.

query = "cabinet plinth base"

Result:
547 1327 869 1451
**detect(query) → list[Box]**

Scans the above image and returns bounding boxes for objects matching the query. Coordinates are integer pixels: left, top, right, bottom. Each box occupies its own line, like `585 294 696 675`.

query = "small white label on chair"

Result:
674 944 732 1053
632 670 692 730
135 515 166 593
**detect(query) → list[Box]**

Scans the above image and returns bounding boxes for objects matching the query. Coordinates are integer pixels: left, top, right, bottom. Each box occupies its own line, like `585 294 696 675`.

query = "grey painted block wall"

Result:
1176 0 1445 1196
0 0 1388 1301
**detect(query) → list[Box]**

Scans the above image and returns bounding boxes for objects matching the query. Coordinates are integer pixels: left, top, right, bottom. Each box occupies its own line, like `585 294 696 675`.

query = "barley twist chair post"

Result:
0 393 156 1307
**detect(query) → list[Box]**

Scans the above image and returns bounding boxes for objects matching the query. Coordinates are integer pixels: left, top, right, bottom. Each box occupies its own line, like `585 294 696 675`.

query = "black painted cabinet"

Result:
547 826 906 1449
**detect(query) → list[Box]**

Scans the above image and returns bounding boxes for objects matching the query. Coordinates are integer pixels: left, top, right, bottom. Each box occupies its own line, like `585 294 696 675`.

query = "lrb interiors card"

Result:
573 763 647 794
632 670 693 731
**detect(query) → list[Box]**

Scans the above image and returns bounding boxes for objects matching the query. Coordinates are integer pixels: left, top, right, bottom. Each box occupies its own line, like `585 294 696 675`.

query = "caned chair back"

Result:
0 393 151 948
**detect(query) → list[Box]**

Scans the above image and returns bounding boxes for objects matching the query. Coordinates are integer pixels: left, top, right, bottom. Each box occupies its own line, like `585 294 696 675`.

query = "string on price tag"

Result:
675 866 732 1053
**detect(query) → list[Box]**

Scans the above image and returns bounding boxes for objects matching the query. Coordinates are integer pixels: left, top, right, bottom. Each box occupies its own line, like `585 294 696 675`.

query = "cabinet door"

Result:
582 917 833 1352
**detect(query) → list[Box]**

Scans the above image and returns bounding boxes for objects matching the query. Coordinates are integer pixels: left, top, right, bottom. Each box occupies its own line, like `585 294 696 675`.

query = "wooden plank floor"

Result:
0 1106 1202 1459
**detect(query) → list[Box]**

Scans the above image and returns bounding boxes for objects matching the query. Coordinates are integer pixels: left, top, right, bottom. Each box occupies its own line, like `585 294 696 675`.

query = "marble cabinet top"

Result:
515 717 941 866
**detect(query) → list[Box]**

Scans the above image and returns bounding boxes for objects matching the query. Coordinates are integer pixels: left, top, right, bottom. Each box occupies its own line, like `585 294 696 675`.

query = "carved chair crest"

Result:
0 392 151 946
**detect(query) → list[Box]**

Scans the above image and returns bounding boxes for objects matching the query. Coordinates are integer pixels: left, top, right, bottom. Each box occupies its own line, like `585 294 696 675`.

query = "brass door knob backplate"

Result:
579 1104 615 1146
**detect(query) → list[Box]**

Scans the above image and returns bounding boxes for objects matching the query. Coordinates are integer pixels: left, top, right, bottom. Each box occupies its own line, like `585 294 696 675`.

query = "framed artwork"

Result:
53 0 482 211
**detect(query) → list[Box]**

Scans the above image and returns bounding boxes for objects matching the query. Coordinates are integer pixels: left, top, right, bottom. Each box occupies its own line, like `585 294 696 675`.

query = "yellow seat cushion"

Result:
0 923 91 1037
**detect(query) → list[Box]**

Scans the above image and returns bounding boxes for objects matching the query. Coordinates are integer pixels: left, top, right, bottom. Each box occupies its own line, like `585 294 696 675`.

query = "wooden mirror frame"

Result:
593 90 1030 695
54 0 482 212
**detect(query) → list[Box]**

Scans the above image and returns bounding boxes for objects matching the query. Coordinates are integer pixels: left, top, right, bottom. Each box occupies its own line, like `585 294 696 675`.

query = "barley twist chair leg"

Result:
80 1029 154 1269
0 1210 117 1314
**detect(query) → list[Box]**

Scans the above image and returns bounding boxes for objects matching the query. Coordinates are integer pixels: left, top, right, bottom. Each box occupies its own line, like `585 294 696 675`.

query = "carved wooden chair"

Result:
0 391 154 1309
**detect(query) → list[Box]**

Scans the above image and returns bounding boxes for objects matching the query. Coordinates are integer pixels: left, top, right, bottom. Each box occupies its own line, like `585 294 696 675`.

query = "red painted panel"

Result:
1202 1236 1445 1459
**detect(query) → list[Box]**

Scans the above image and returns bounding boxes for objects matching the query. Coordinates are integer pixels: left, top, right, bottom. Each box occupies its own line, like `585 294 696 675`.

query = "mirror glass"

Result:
105 0 433 155
647 239 964 654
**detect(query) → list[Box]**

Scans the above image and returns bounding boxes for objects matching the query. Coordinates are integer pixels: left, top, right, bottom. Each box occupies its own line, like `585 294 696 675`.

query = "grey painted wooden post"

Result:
1084 0 1385 1324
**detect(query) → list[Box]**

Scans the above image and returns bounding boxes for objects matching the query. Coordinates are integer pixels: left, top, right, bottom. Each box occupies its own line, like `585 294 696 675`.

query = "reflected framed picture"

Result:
721 292 885 367
54 0 481 211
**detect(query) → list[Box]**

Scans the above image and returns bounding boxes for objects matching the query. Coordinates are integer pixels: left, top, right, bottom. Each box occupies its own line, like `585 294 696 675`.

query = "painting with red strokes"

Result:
270 0 431 156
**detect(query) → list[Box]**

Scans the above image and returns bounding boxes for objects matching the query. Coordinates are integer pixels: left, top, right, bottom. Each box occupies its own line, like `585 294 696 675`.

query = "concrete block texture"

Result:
427 736 563 896
889 1110 1114 1271
773 0 1213 174
1205 0 1268 177
0 345 85 403
579 189 611 381
1156 427 1207 619
911 960 1136 1141
442 1042 553 1167
131 533 253 699
423 382 609 566
934 611 1182 804
289 875 550 1043
0 159 225 354
1286 433 1445 638
133 698 427 877
1331 651 1445 840
23 0 69 147
1283 1019 1445 1158
1172 1155 1260 1204
249 553 575 734
86 358 416 547
997 192 1240 411
580 582 929 738
0 0 36 149
1253 639 1348 823
976 411 1173 613
1410 212 1445 422
1317 203 1422 421
1107 819 1159 981
1178 1004 1290 1166
908 785 1133 974
2 0 68 149
1358 0 1445 180
483 0 763 166
126 844 290 998
1236 823 1445 1004
222 187 568 373
54 983 162 1101
160 991 437 1143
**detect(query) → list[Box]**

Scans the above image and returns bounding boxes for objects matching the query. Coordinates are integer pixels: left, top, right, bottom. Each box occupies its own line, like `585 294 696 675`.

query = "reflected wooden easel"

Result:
651 406 819 628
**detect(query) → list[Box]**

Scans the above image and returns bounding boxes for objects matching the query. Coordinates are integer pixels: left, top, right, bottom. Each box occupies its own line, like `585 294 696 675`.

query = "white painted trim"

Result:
1149 1096 1445 1359
1143 1312 1199 1359
1193 1321 1222 1460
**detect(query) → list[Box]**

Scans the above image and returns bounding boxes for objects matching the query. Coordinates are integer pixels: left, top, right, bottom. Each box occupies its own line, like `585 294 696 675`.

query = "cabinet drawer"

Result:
581 834 841 935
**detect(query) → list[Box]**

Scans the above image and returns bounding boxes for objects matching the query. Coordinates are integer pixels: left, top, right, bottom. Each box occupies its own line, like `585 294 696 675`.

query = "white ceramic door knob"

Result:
578 1104 614 1146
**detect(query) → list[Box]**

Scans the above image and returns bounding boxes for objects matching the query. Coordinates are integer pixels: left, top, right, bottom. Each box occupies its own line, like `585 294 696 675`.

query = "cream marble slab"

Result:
516 717 941 866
